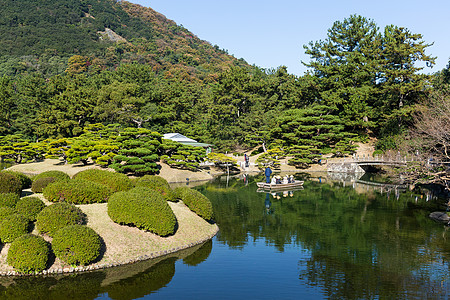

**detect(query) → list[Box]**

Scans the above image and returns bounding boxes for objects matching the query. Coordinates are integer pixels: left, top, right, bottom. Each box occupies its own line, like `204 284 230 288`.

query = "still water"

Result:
1 173 449 299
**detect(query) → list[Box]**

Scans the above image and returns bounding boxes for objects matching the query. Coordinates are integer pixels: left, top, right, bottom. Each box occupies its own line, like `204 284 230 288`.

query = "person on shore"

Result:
265 166 272 183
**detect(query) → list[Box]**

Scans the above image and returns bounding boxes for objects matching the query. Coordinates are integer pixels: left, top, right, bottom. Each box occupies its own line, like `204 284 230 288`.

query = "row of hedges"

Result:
43 179 111 204
174 187 214 221
36 202 86 237
0 173 22 195
31 170 70 193
0 168 214 273
73 169 134 192
108 187 177 236
0 196 45 222
5 201 100 273
7 224 102 273
135 175 175 202
0 196 47 244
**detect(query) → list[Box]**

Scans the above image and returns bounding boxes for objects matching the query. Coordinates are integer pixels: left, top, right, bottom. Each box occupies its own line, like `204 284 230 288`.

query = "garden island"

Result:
0 0 448 286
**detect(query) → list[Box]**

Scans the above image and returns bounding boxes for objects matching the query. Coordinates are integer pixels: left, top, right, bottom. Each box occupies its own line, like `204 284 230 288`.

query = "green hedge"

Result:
15 197 46 221
135 175 175 202
33 170 70 182
1 171 32 190
43 179 111 204
0 213 30 243
108 187 176 236
0 172 22 195
0 193 20 208
36 202 86 237
73 169 133 192
174 187 214 221
0 206 15 220
52 225 102 266
31 177 57 193
7 234 50 273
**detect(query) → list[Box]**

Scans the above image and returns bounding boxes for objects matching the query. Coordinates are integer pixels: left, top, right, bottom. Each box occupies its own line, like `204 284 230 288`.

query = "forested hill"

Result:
0 0 248 78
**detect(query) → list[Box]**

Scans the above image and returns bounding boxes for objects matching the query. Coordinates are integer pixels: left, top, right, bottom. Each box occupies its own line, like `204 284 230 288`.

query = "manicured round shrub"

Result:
33 170 70 182
0 213 30 243
0 172 22 195
0 193 20 208
52 225 102 266
0 206 15 220
135 175 175 202
31 177 57 193
7 234 50 273
36 202 86 237
108 187 176 236
73 169 133 192
15 197 46 221
43 179 111 204
174 187 214 221
173 186 190 200
1 171 32 189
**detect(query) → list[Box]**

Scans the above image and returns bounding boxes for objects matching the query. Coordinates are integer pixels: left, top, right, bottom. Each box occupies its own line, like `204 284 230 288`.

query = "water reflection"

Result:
2 173 449 299
0 241 212 300
198 174 450 299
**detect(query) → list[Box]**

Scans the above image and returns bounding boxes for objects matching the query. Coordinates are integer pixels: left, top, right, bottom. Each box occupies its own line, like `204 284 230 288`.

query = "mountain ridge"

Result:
0 0 249 78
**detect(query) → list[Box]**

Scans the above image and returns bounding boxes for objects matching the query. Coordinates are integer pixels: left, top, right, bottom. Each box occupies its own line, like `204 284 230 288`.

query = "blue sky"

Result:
130 0 449 76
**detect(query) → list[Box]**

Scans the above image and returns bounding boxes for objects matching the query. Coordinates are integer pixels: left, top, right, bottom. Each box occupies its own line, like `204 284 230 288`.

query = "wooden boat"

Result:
256 180 304 190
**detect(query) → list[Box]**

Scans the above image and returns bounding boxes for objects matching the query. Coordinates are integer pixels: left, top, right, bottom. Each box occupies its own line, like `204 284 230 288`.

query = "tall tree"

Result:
376 25 436 133
303 15 435 134
303 15 381 131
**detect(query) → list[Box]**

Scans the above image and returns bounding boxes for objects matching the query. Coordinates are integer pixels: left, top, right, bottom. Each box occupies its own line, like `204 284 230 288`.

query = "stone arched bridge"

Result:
327 156 408 174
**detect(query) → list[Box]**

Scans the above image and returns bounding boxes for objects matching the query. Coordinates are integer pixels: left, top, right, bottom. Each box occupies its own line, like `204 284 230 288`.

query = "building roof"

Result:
163 133 197 143
163 133 213 148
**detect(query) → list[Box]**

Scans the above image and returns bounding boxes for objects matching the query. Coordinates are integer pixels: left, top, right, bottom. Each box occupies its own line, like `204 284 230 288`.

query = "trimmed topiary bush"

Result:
0 213 30 243
52 225 102 266
0 206 15 220
31 177 57 193
73 169 133 192
0 172 22 195
43 179 111 204
7 234 50 273
108 187 176 236
173 186 190 200
174 187 214 221
135 175 176 202
1 171 32 190
0 193 20 208
36 202 86 237
33 170 70 182
15 197 46 221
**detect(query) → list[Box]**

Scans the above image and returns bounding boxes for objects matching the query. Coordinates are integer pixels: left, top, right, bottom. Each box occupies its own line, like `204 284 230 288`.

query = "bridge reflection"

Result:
307 172 441 202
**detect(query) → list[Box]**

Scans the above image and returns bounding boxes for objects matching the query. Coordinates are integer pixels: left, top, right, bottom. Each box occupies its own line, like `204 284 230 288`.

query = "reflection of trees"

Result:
105 258 176 300
0 272 105 300
200 176 450 299
183 240 213 266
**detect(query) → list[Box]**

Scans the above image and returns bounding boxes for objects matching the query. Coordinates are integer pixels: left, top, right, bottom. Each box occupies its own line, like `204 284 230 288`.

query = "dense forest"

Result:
0 0 448 174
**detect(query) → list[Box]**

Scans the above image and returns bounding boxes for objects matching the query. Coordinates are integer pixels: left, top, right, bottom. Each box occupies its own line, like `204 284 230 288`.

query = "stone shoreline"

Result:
0 228 218 277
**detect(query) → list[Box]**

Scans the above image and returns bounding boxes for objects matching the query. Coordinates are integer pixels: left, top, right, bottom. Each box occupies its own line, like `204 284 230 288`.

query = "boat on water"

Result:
256 181 304 190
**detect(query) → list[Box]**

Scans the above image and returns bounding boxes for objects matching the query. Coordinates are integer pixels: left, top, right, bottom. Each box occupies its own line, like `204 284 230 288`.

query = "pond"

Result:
1 173 449 299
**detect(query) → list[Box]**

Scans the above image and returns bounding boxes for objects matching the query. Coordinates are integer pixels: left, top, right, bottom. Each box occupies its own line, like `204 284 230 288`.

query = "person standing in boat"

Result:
265 166 272 183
